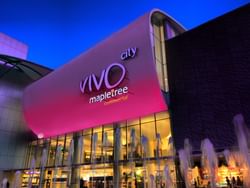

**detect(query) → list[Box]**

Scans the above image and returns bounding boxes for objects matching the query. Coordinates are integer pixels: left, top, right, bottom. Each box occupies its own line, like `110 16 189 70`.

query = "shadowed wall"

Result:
0 65 36 170
166 4 250 151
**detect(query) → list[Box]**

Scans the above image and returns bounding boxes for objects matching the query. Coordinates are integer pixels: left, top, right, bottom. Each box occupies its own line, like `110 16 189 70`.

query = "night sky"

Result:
1 0 249 69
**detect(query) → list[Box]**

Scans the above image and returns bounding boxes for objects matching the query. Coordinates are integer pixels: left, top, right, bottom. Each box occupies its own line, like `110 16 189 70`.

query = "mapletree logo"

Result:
80 47 137 104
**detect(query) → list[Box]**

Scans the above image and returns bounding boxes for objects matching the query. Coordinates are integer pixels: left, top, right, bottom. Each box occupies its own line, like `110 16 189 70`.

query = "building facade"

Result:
1 10 185 188
0 34 51 184
166 4 250 151
0 4 249 188
0 33 29 172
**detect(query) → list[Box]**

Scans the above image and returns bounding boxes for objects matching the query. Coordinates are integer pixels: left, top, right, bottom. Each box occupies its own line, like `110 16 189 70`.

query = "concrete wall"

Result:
0 65 35 170
0 32 28 59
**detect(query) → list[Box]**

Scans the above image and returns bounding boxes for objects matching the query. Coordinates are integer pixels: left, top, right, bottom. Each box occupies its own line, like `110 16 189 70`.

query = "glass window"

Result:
91 131 102 163
37 139 44 145
80 164 113 186
93 126 102 133
156 119 172 156
48 137 57 166
153 23 169 92
127 125 141 159
78 130 83 136
119 121 126 127
35 143 44 167
63 134 72 166
103 123 113 131
165 22 177 39
77 135 84 164
155 111 169 120
140 114 155 123
141 121 156 158
156 61 164 89
103 130 114 162
119 127 127 160
25 143 35 168
163 64 169 91
127 118 139 126
28 141 38 167
83 134 91 163
83 128 92 135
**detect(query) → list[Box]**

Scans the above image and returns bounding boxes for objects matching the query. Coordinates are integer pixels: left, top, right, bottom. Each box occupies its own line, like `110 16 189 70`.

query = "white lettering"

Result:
120 47 137 60
89 86 129 104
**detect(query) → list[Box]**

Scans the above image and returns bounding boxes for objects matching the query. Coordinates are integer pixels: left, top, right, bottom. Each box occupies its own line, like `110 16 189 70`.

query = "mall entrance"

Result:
21 111 176 188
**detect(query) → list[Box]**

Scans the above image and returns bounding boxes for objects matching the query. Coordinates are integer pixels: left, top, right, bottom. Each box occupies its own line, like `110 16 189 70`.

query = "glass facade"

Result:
151 16 180 92
22 111 175 187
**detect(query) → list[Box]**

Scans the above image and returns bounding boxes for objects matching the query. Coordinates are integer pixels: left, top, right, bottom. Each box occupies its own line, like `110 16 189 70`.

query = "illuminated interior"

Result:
22 111 175 187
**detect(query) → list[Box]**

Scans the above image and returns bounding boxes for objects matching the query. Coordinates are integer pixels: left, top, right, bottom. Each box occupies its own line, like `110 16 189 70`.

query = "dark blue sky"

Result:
1 0 249 69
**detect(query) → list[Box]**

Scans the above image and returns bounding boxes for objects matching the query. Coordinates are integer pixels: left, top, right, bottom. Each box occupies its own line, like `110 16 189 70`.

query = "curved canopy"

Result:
0 54 52 80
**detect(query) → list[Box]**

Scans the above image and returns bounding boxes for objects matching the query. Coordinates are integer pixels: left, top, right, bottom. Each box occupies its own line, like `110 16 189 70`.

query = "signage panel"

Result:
23 13 167 138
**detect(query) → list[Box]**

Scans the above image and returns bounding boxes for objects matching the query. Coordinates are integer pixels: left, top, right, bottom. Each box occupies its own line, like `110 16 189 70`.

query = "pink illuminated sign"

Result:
23 12 167 138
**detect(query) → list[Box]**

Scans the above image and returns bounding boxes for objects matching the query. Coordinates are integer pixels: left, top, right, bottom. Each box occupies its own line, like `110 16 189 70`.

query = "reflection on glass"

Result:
127 118 139 126
155 111 169 120
48 138 57 166
103 124 113 131
120 127 127 160
83 134 91 163
77 135 83 164
104 130 114 162
152 22 169 92
83 128 92 135
92 131 102 163
156 119 173 156
63 139 72 166
141 121 156 158
24 110 174 188
127 125 141 159
35 144 44 167
140 114 155 123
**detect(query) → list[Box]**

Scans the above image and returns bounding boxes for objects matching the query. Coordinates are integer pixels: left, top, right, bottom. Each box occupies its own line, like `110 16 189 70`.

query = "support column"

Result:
39 140 49 188
70 133 81 188
71 167 80 188
113 123 122 188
